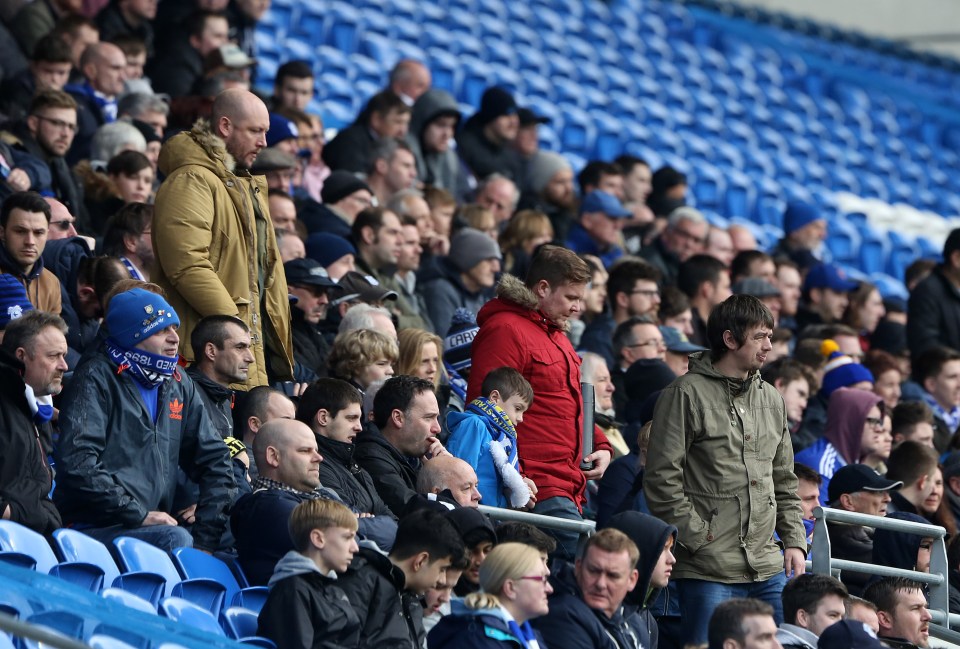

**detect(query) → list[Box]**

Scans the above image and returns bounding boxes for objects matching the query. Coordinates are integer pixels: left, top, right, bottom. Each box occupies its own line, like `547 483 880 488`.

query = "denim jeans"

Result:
532 496 584 561
677 572 787 645
80 523 195 552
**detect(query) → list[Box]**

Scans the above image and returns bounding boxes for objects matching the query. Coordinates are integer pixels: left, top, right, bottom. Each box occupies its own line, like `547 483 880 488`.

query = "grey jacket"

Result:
644 353 806 583
406 89 462 193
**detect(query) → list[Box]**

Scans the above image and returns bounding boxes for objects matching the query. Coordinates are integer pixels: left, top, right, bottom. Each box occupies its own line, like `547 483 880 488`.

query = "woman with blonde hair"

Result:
499 210 554 278
397 328 444 389
428 543 551 648
327 329 398 393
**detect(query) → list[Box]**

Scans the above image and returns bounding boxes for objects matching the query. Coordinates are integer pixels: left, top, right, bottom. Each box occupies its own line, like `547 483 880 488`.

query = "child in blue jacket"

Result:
446 367 536 509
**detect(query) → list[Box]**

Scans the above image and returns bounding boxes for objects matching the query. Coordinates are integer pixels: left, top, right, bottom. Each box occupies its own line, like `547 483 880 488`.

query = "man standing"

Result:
908 228 960 357
912 346 960 450
323 91 411 174
468 245 612 558
0 311 67 535
153 88 293 388
456 86 522 182
645 294 807 645
863 578 932 649
55 285 235 551
0 192 61 314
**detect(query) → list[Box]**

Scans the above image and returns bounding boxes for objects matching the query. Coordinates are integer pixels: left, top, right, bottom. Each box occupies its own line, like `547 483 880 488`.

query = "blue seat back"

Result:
0 522 57 574
113 538 182 598
221 608 258 640
170 549 240 604
53 530 121 587
101 588 156 615
159 598 224 637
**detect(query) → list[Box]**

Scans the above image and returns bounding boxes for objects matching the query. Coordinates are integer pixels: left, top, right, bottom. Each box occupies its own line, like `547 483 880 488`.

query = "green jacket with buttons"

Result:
644 352 806 583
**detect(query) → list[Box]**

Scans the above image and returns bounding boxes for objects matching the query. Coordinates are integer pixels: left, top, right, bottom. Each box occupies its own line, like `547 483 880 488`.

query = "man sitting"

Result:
863 577 932 649
776 574 848 649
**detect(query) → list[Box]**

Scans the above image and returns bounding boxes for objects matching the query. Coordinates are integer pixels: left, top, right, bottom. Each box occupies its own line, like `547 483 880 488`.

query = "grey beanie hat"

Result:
449 227 503 272
526 151 571 194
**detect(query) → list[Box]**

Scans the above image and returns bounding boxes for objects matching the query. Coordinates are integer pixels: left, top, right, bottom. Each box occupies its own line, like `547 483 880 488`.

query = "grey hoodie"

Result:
268 550 336 587
776 623 818 649
406 88 463 192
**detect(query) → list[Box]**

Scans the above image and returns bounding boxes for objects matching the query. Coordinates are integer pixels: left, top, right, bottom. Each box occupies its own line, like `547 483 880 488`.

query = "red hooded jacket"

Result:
467 275 611 509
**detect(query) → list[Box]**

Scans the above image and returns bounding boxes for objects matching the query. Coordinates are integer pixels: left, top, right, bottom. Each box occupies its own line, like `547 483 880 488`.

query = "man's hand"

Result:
521 477 538 510
176 504 197 525
6 169 30 192
422 436 449 461
784 547 806 578
144 511 179 526
582 449 611 481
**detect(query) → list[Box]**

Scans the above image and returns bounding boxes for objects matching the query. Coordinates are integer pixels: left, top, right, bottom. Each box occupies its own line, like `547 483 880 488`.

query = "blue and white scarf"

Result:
105 338 178 388
467 396 532 507
24 384 53 424
923 391 960 433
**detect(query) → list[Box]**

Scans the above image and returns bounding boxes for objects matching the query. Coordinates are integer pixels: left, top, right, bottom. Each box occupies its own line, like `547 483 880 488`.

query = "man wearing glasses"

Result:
639 205 709 286
2 90 85 223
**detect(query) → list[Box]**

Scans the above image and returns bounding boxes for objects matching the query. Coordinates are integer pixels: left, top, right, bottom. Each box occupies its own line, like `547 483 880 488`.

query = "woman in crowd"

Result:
920 464 958 539
428 543 551 649
327 329 398 394
80 150 155 235
845 281 886 351
499 210 554 279
863 349 902 411
397 328 444 389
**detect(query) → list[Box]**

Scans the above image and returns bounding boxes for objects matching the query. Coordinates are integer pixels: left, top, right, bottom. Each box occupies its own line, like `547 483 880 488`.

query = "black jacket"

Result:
291 308 331 381
354 427 420 517
232 487 314 586
96 1 154 57
40 237 99 367
638 237 680 287
322 122 376 173
298 199 353 238
63 84 106 165
147 42 203 99
455 117 521 182
828 521 874 596
532 561 643 649
908 266 960 359
339 546 424 649
0 350 61 535
185 365 235 439
257 551 361 649
54 349 236 550
316 435 395 519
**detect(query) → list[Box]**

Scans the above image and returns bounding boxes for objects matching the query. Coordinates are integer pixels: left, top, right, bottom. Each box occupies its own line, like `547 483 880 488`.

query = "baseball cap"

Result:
331 272 397 306
266 114 299 148
660 326 707 354
204 43 255 72
284 258 341 291
827 464 903 505
803 263 858 293
518 107 550 126
581 190 631 218
817 620 887 649
732 277 781 298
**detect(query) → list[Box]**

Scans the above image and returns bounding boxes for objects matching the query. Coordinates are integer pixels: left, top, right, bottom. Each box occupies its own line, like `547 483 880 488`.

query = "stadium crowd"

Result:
0 0 958 648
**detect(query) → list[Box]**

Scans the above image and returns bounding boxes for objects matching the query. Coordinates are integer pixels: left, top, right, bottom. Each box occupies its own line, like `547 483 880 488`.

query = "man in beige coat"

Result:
152 89 293 387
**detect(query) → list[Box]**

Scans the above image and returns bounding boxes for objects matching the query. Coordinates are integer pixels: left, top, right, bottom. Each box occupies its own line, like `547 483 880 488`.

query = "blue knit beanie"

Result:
820 339 874 397
0 274 33 330
783 201 822 235
105 288 180 349
444 308 479 373
305 233 357 269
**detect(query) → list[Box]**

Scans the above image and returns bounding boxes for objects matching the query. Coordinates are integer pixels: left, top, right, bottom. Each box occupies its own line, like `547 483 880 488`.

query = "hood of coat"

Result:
602 511 677 608
158 119 239 178
686 351 763 396
409 88 460 141
268 550 334 587
478 273 570 333
824 387 883 464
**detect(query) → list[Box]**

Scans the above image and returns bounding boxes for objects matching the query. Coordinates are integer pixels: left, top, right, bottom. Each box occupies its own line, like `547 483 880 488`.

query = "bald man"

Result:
417 455 482 508
232 419 396 583
152 89 294 388
44 198 78 241
65 42 127 163
389 59 431 105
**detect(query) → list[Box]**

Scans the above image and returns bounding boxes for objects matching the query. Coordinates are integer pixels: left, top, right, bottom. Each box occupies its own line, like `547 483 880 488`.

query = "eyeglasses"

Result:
49 219 75 231
33 115 77 132
864 417 885 429
517 575 550 584
628 338 666 349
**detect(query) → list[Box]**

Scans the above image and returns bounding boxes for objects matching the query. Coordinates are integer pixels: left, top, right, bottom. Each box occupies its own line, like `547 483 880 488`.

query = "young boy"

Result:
338 508 465 648
257 499 362 649
446 366 537 508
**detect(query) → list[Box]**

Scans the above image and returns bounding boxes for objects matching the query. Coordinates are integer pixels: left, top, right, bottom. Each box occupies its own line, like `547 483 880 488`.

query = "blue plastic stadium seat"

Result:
159 598 223 637
113 537 225 615
858 230 890 276
869 272 909 301
723 170 755 219
101 588 157 615
49 562 105 593
89 635 139 649
318 74 358 113
691 165 726 212
917 236 942 261
26 611 86 641
359 33 397 67
455 57 492 107
323 3 361 53
221 607 259 640
826 220 862 265
171 548 268 612
558 105 596 156
0 521 58 574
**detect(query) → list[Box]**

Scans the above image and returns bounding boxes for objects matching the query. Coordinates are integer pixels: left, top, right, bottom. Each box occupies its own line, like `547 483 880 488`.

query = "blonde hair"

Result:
397 328 444 389
458 204 495 234
288 498 358 553
328 329 398 381
464 543 543 611
499 209 553 254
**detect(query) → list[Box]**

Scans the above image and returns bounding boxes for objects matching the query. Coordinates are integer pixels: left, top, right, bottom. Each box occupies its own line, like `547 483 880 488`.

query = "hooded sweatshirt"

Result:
603 511 678 649
258 550 361 649
871 512 930 575
795 388 884 505
407 89 462 193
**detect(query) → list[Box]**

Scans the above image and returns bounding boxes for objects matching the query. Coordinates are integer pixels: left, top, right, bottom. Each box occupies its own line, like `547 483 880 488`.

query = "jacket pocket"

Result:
527 348 566 393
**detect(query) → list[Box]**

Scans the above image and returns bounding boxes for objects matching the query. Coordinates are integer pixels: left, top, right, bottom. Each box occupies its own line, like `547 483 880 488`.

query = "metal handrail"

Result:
0 612 91 649
477 504 597 535
811 506 952 632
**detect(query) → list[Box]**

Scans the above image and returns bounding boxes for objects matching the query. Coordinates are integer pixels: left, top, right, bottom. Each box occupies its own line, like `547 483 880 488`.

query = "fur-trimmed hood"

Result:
491 273 572 332
158 119 241 178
